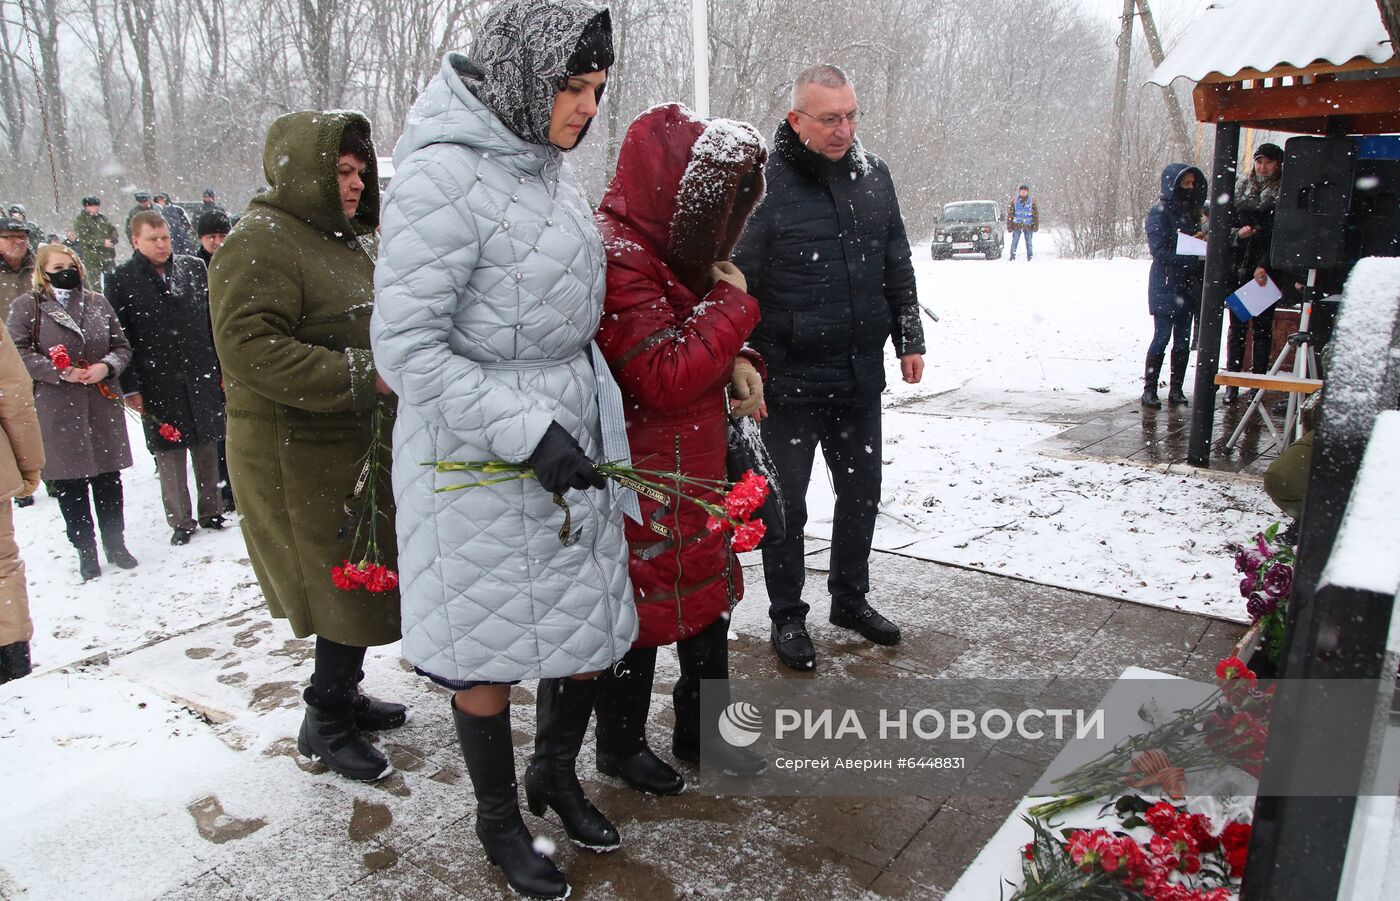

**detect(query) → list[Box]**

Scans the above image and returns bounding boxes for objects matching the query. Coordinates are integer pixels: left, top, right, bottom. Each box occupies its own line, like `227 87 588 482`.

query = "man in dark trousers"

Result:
733 63 925 671
107 210 226 545
196 207 236 512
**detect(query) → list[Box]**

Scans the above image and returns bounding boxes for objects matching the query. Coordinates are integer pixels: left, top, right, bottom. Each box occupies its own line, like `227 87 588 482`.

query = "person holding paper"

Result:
1224 143 1284 403
1142 163 1206 408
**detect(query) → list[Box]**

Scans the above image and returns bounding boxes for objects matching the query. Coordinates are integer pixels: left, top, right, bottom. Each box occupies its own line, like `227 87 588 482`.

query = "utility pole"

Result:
1136 0 1197 163
691 0 710 116
1105 0 1136 256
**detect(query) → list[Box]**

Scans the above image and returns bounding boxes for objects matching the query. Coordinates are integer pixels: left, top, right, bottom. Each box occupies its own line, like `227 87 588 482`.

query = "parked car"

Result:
931 200 1003 260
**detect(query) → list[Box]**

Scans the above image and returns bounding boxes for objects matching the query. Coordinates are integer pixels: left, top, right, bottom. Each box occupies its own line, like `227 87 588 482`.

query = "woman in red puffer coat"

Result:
593 103 769 790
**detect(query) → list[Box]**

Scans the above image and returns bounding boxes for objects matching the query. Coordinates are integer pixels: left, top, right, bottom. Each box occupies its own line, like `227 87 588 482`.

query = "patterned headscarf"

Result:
460 0 612 148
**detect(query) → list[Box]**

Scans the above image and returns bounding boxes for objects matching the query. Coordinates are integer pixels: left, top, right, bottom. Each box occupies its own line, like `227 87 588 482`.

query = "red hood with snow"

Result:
595 103 768 648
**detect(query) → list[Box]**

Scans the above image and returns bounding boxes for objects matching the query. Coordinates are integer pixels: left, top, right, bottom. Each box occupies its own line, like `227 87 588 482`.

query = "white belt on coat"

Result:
479 343 642 523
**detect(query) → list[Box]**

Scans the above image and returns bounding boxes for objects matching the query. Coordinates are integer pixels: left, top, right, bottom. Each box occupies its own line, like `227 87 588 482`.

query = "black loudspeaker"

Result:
1346 159 1400 261
1272 136 1357 270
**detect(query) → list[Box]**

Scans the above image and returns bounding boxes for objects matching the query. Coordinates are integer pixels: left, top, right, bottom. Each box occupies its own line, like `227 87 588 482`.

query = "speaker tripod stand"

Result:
1222 269 1325 453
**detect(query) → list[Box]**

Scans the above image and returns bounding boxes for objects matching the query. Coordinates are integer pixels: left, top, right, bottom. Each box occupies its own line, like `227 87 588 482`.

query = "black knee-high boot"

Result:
595 648 684 795
523 678 620 851
453 700 569 900
1141 352 1164 409
1168 347 1191 406
672 618 767 777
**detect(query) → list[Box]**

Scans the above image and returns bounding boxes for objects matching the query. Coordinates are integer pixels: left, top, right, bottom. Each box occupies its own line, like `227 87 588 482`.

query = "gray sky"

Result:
1075 0 1213 38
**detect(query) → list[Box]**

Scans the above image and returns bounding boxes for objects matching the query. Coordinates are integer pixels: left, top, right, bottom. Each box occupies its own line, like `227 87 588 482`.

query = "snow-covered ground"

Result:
804 240 1273 623
1 249 1286 898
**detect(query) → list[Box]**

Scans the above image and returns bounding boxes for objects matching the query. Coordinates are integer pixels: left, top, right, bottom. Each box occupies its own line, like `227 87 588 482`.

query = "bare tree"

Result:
75 0 138 163
120 0 159 180
17 0 70 180
0 7 29 160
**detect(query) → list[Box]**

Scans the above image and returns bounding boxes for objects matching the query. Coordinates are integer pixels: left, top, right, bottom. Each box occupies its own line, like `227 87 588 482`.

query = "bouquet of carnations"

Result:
430 458 771 552
1012 795 1252 900
49 343 184 442
1028 657 1271 820
333 399 398 593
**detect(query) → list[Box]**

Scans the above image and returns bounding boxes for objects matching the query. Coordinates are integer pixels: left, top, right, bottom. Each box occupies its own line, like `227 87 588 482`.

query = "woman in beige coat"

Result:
0 322 44 682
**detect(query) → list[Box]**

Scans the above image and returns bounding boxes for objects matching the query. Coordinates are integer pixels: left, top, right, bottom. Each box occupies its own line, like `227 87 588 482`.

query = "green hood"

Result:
253 110 379 237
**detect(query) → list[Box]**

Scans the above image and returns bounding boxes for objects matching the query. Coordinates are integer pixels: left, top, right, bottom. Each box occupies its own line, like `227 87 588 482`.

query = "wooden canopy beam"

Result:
1194 76 1400 127
1198 56 1399 84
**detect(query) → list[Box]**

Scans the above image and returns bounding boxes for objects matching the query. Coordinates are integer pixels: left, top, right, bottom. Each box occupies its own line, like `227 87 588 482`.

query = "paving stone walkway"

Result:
137 550 1243 901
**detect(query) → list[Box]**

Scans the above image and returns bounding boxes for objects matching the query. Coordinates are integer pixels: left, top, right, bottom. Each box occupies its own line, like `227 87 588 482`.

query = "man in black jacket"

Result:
733 64 925 671
107 210 227 545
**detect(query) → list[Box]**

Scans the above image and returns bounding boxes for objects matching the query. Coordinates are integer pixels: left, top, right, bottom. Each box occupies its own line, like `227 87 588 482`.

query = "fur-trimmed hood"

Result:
598 103 767 294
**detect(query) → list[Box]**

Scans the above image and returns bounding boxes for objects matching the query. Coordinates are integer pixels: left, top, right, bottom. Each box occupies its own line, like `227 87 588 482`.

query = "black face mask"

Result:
48 267 81 291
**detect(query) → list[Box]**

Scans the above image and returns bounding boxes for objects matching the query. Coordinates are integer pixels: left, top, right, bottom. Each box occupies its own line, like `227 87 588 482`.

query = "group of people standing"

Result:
187 1 924 898
1139 142 1288 409
0 176 238 685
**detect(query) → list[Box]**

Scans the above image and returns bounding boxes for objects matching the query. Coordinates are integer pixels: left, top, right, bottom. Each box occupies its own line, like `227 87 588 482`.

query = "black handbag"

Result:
725 410 786 549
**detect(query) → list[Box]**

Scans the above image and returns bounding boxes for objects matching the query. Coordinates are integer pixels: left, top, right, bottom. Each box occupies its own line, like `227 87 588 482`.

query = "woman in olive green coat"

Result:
209 110 405 783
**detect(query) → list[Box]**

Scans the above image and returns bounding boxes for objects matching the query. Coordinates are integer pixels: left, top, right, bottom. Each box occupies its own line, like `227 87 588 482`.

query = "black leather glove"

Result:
529 421 606 494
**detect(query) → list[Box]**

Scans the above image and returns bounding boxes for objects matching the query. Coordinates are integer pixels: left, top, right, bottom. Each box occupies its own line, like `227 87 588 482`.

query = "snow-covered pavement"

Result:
1 250 1284 898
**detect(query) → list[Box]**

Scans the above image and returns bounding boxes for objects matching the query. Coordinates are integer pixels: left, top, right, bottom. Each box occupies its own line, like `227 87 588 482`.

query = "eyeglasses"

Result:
795 108 861 129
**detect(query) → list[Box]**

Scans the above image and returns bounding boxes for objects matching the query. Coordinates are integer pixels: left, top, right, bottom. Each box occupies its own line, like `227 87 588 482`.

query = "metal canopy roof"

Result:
1149 0 1395 85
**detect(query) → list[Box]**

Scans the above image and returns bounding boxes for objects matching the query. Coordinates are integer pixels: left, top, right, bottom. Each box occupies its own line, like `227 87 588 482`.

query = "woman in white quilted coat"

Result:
371 2 635 898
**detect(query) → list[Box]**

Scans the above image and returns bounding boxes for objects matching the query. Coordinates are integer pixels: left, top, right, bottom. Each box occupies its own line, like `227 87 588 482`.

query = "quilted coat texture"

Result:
209 110 401 648
595 104 765 648
372 51 636 683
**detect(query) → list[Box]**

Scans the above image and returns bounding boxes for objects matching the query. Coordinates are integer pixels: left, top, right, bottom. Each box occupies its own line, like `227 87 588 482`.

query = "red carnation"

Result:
1144 801 1180 835
364 564 399 593
731 518 767 553
723 470 769 520
1225 844 1249 878
332 560 369 590
1215 656 1255 682
158 422 182 443
48 344 71 370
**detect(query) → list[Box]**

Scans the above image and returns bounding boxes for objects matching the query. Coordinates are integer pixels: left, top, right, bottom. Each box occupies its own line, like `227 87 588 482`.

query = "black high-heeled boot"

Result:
453 700 570 900
595 648 685 795
672 618 768 778
523 678 621 851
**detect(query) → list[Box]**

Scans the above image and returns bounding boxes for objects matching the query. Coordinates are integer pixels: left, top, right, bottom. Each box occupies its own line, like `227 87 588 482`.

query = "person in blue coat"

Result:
1142 163 1206 408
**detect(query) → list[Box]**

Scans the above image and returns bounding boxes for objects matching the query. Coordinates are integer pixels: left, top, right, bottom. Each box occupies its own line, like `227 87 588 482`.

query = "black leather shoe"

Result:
830 603 902 646
170 526 195 546
1224 386 1239 404
597 746 685 796
352 692 409 732
198 515 226 530
297 694 392 782
771 622 816 670
671 731 768 778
